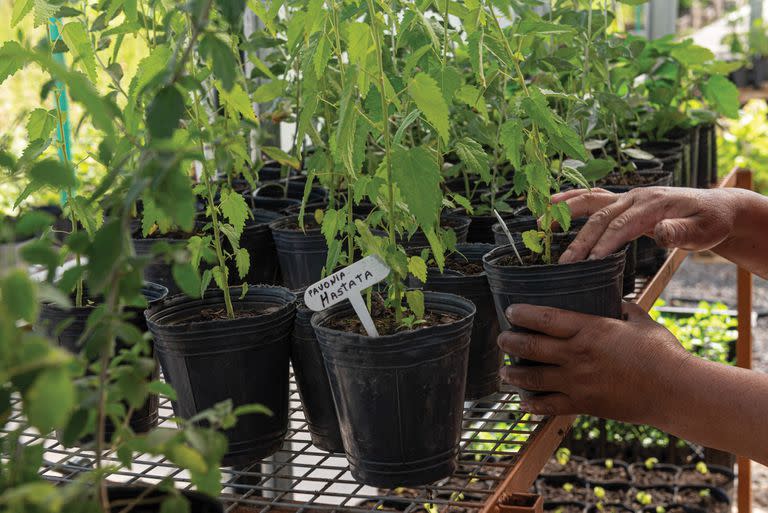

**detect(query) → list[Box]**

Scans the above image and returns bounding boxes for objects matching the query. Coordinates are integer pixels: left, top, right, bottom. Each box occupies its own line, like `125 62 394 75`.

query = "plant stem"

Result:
366 0 402 322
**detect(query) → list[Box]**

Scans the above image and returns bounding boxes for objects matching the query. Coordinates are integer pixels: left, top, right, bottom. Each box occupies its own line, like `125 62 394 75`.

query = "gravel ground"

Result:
660 256 768 511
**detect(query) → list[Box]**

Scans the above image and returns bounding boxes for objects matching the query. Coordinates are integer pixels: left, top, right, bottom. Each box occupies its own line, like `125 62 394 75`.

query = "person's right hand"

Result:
554 187 740 264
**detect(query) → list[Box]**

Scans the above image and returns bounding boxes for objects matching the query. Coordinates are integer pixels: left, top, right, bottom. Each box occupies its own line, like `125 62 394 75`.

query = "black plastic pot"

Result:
639 141 684 186
628 462 681 486
133 236 189 296
643 506 705 513
269 215 328 290
668 126 700 188
234 209 283 285
291 297 344 453
146 286 296 466
491 216 538 246
730 66 751 88
483 240 625 368
311 291 476 487
38 283 168 436
622 240 638 297
253 179 328 204
753 55 768 87
465 211 517 244
283 201 329 216
675 486 731 512
105 486 222 513
696 123 716 189
411 244 501 400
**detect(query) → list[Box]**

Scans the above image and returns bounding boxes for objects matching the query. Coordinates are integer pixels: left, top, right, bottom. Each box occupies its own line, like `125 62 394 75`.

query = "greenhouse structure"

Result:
2 0 768 511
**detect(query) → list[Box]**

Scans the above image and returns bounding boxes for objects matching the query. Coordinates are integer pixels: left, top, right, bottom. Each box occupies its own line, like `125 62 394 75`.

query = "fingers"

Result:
497 331 567 365
556 188 616 218
519 393 574 416
558 194 633 263
654 216 729 251
501 365 563 392
505 304 588 339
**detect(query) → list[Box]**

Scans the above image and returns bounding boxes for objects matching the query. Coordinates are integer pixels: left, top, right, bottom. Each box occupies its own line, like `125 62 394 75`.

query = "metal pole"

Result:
647 0 680 39
48 18 74 204
736 168 754 513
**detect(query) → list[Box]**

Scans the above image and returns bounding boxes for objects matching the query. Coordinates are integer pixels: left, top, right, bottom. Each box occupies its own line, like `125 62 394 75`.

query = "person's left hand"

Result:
498 303 693 425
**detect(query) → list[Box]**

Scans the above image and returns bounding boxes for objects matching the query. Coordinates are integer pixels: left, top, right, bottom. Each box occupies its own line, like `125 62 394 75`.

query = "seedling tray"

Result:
2 169 752 513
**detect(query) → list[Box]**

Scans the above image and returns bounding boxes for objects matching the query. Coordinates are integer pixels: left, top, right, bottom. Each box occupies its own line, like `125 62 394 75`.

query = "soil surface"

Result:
631 486 675 507
536 482 589 502
197 305 281 321
284 218 322 231
678 468 733 487
325 297 461 336
542 457 582 476
580 462 629 483
443 255 483 275
598 171 660 187
594 485 629 504
676 488 729 513
544 504 583 513
631 467 679 486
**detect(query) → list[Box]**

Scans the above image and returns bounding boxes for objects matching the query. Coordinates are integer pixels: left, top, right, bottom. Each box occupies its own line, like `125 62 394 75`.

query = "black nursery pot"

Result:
466 210 517 244
269 215 328 290
491 216 538 246
235 209 283 285
106 486 222 513
753 55 768 87
643 506 705 513
38 283 169 436
483 240 625 368
133 236 188 296
413 244 501 400
667 126 700 188
730 66 751 88
146 286 296 466
639 141 684 185
696 123 717 189
311 291 475 487
291 298 344 453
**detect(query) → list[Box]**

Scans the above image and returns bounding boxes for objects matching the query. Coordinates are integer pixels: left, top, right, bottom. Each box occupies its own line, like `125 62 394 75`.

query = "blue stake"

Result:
48 17 74 205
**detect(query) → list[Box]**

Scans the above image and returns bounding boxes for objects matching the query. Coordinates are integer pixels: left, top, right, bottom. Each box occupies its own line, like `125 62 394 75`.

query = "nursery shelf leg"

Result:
736 169 754 513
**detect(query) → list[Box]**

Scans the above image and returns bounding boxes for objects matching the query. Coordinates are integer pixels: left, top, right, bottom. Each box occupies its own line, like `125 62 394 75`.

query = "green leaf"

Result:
215 0 245 26
60 21 97 82
199 34 238 92
454 137 491 183
405 289 425 320
12 0 34 26
408 73 450 143
220 189 249 237
392 146 443 231
148 380 177 401
579 158 616 181
128 45 172 100
147 85 184 139
262 146 300 169
172 263 202 298
87 220 124 291
319 208 340 245
454 84 489 121
24 366 75 433
703 75 740 119
408 256 428 283
26 108 57 142
552 202 572 233
500 119 524 170
393 109 421 146
218 83 259 124
160 496 190 513
16 210 55 237
235 248 250 279
233 403 273 416
2 270 37 322
168 444 208 474
523 163 551 195
252 80 288 102
522 230 544 254
29 159 76 189
670 44 714 66
518 18 575 35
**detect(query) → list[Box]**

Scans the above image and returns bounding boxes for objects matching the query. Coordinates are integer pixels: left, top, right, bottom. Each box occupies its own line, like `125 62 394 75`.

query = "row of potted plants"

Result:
0 0 745 510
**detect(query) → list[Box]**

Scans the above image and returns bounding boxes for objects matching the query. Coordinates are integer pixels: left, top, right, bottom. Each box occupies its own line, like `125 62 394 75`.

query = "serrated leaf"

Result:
552 202 572 233
26 108 56 142
252 80 288 102
218 83 259 124
392 146 443 231
319 208 340 246
500 119 524 169
212 266 228 290
408 256 428 283
425 228 445 272
406 289 425 320
408 73 450 143
33 0 57 27
199 34 238 92
61 21 97 82
523 163 550 195
455 84 489 121
173 263 202 298
455 137 491 183
670 44 714 66
220 189 249 237
261 146 300 169
12 0 34 26
29 158 76 189
235 248 250 279
0 41 27 85
522 230 543 254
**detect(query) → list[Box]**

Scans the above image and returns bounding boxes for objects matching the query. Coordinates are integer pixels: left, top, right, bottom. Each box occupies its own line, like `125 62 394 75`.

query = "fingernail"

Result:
587 254 597 261
505 305 517 318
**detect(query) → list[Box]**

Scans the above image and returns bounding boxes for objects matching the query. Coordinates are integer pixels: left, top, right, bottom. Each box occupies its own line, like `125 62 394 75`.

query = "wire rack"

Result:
2 265 676 513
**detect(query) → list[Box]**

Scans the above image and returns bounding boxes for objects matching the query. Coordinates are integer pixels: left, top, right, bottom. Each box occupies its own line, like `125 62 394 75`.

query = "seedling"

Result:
593 486 606 501
695 461 710 475
636 491 653 506
605 459 615 470
699 488 711 499
555 448 571 467
562 482 575 494
645 457 659 470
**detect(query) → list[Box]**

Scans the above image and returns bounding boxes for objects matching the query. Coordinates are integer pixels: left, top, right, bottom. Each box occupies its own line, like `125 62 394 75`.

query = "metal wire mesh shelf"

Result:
2 248 689 513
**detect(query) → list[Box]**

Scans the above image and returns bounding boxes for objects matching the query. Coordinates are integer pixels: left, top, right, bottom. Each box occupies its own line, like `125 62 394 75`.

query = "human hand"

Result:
553 187 739 264
497 303 692 425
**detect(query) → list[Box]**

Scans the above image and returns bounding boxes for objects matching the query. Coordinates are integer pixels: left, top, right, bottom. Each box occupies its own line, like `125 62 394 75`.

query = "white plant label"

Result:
304 255 391 337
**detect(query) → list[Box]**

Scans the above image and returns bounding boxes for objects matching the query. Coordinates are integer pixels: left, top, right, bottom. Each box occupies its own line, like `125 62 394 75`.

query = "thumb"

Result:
654 218 704 249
